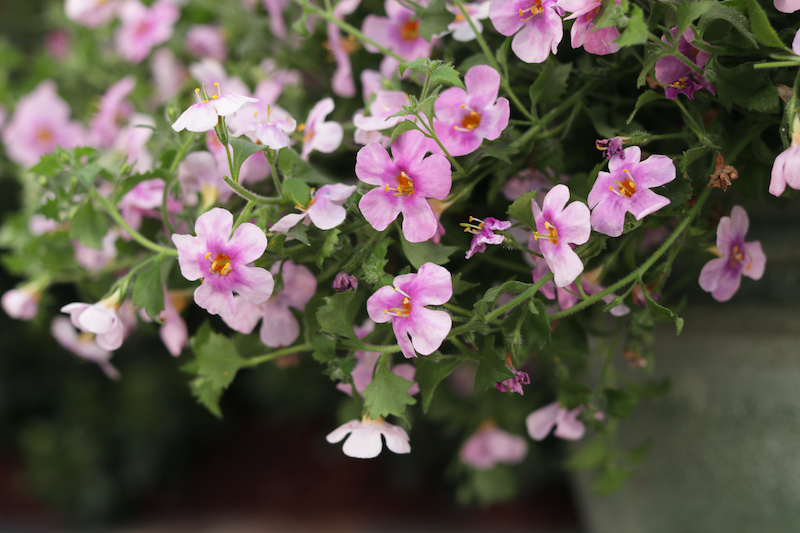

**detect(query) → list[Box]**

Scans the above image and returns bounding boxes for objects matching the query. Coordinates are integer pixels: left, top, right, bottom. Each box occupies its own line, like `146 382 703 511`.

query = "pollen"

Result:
459 110 481 131
205 252 233 276
400 19 420 40
533 221 559 245
519 0 544 21
609 171 637 199
386 171 414 196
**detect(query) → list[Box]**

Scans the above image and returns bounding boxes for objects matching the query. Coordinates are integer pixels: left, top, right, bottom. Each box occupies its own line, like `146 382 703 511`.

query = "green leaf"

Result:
399 232 459 269
746 0 784 48
526 298 552 349
507 190 537 230
390 120 422 143
132 258 164 321
529 61 572 107
229 136 264 181
474 336 513 391
464 135 518 165
361 237 394 288
639 275 684 334
190 322 246 390
495 36 512 76
430 62 465 89
681 145 712 173
415 355 463 413
189 377 224 418
30 153 63 176
625 439 654 464
315 228 341 268
676 1 717 37
277 146 295 172
70 200 108 250
285 222 310 245
452 272 480 295
593 465 630 495
362 356 417 419
565 436 607 470
398 57 434 76
462 467 517 505
615 5 648 47
698 4 757 47
311 335 337 363
627 90 663 124
605 388 639 419
316 291 360 340
475 280 530 317
707 59 779 113
593 0 627 30
282 177 311 207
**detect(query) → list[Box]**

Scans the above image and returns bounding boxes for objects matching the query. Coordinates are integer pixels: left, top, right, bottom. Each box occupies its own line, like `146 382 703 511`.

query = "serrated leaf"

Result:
605 388 639 419
30 153 63 176
430 62 465 89
526 298 552 349
70 200 108 250
189 377 224 418
361 237 394 287
593 0 627 30
415 355 463 413
681 146 712 173
529 61 572 107
398 57 435 76
399 231 459 269
475 280 530 317
639 275 683 334
311 335 337 362
132 257 164 321
707 59 779 113
316 228 341 268
190 322 246 390
676 1 717 37
507 190 537 230
362 356 417 419
390 120 422 143
698 4 757 47
474 336 514 391
746 0 783 48
316 291 359 339
615 5 647 47
565 436 607 470
286 222 310 245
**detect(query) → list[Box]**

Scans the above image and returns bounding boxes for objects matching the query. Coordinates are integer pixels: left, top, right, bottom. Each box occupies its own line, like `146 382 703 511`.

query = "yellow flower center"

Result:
206 252 232 276
609 169 637 198
519 0 544 21
533 221 559 245
400 19 420 40
385 171 414 196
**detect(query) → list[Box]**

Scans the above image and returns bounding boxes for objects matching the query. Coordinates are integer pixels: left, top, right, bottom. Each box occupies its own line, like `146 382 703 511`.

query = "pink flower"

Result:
172 208 274 318
45 29 72 59
118 178 179 237
327 0 361 97
326 416 411 458
356 130 452 243
531 184 590 288
172 85 258 133
221 260 316 348
61 291 125 351
489 0 564 63
111 113 155 173
699 206 766 302
232 104 296 149
186 25 227 60
774 0 800 13
189 59 252 99
654 28 715 100
51 317 120 380
139 289 188 356
89 76 136 149
74 228 119 271
587 146 676 238
150 49 187 104
431 65 510 157
495 367 529 394
770 116 800 197
367 262 453 359
1 81 85 167
178 151 233 208
362 0 432 62
300 98 344 160
2 285 41 320
502 168 554 201
353 91 412 134
115 0 180 64
262 0 289 39
270 183 357 233
65 0 120 27
559 0 620 55
463 217 511 259
460 425 528 469
440 1 491 42
526 401 585 440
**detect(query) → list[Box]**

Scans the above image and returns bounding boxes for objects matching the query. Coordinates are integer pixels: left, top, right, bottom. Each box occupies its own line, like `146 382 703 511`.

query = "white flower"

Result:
326 416 411 459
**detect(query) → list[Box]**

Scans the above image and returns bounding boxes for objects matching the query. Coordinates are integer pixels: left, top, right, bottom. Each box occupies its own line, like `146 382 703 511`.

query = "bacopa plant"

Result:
1 0 797 508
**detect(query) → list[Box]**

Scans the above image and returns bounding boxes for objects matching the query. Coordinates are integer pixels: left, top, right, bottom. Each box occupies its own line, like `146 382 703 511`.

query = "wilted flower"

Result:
463 216 511 259
51 317 121 380
333 272 359 292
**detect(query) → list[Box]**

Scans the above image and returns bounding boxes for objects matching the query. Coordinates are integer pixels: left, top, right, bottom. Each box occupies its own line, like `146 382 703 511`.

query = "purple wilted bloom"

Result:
460 424 528 469
362 0 432 62
61 290 125 351
271 184 357 233
65 0 120 27
172 208 274 319
463 216 512 259
327 0 361 98
51 317 120 380
654 28 715 100
2 81 85 167
222 260 316 348
531 184 590 288
89 76 135 149
559 0 620 55
326 416 411 459
172 84 258 133
353 91 412 134
431 65 510 157
526 401 585 440
769 116 800 197
299 98 344 160
367 262 453 358
588 146 676 238
356 130 452 243
775 0 800 13
596 137 624 159
699 206 766 302
178 151 233 208
115 0 179 64
333 272 359 292
232 104 296 149
496 368 530 394
489 0 564 63
186 25 228 60
2 284 42 320
440 1 491 42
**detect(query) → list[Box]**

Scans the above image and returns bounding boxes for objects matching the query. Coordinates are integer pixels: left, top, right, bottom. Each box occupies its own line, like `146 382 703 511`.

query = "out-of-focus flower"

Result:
150 49 187 104
770 115 800 197
489 0 564 63
2 283 43 321
51 317 121 380
299 98 344 160
61 289 125 351
353 91 412 133
559 0 620 55
362 0 432 62
271 184 357 233
526 401 585 440
118 178 180 237
460 423 528 469
74 228 120 271
327 0 361 98
45 29 71 58
186 25 227 60
262 0 289 39
178 151 233 208
115 0 180 64
326 416 411 458
439 1 490 42
232 104 296 149
774 0 800 13
65 0 120 27
89 76 136 149
654 27 715 100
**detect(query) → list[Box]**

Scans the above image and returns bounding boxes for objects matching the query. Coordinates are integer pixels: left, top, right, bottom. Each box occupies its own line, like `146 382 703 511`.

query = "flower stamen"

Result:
205 252 233 276
608 169 637 198
384 295 412 318
533 221 559 244
385 171 414 196
519 1 544 21
400 19 420 40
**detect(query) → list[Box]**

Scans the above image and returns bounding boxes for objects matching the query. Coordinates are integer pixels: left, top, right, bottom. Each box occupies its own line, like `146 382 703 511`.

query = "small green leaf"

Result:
627 91 663 124
398 57 434 76
526 298 552 349
698 4 757 47
282 177 311 207
681 146 712 173
70 200 108 250
746 0 784 48
593 0 627 30
430 62 465 89
132 257 164 321
361 237 394 288
415 355 463 413
400 232 459 269
507 190 537 230
229 137 264 181
277 146 295 172
311 335 337 363
390 120 422 143
474 336 513 391
316 228 341 268
452 272 480 295
190 322 246 390
189 377 224 418
316 291 360 340
285 223 310 245
639 275 684 335
529 61 572 106
362 356 417 419
565 436 607 470
615 5 647 47
605 388 639 419
676 1 717 37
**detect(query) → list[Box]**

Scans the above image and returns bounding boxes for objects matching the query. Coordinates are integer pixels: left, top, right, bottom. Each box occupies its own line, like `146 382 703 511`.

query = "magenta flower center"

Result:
609 169 637 199
385 171 415 196
519 0 544 21
729 244 752 270
206 252 232 276
400 19 420 40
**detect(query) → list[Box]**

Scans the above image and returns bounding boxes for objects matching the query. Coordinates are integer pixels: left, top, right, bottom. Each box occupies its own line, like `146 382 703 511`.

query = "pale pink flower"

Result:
74 228 119 271
300 98 344 160
489 0 564 63
178 151 233 208
464 217 511 259
45 29 72 59
440 1 491 42
232 105 296 149
139 289 189 356
150 49 187 104
65 0 120 27
559 0 620 55
262 0 289 39
327 0 361 97
770 116 800 197
186 25 227 60
362 0 433 62
189 59 251 98
61 290 125 351
2 285 41 320
353 91 412 133
89 76 136 149
326 416 411 459
111 113 155 173
775 0 800 14
51 317 121 380
460 425 528 469
270 183 357 233
115 0 180 64
172 85 258 133
526 401 585 440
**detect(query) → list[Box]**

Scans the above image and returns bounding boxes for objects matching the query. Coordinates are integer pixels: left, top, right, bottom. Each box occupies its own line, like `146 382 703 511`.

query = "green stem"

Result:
232 200 255 233
547 186 712 321
242 342 314 366
512 82 597 148
92 190 177 256
416 114 466 177
345 340 403 353
754 61 800 69
267 149 283 197
223 176 282 205
169 132 197 175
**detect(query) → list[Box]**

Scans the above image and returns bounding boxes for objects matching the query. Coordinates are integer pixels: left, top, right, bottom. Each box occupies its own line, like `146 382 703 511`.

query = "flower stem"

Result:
92 190 178 256
232 200 255 234
243 342 314 366
415 113 466 177
266 148 283 197
223 176 282 205
169 131 197 175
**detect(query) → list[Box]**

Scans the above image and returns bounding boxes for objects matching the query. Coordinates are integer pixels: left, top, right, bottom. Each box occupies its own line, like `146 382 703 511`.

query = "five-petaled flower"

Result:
270 183 357 233
489 0 564 64
460 423 528 469
367 262 453 359
531 184 591 288
172 208 274 318
463 216 512 259
699 205 766 302
526 401 586 440
588 146 676 238
327 416 411 459
172 83 258 133
356 130 452 243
